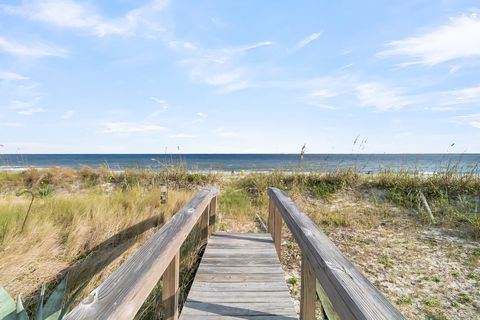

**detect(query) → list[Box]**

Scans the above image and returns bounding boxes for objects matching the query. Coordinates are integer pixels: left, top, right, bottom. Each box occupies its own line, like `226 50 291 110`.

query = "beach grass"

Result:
0 185 195 313
0 165 479 317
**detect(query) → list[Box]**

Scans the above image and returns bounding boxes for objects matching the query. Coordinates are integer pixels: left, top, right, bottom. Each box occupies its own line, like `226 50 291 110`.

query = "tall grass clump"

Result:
0 186 193 309
0 166 218 193
217 169 360 228
372 169 480 237
234 169 360 205
219 189 256 221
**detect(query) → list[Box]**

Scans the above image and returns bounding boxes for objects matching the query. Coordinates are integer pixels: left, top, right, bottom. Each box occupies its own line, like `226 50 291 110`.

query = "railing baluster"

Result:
268 198 274 236
209 196 217 236
65 187 219 320
162 252 179 320
273 206 282 256
316 281 340 320
200 205 210 242
300 254 316 320
267 187 405 319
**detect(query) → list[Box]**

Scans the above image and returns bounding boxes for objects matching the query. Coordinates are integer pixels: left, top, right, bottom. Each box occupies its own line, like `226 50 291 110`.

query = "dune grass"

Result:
0 170 199 313
0 165 479 317
370 170 480 235
219 169 480 237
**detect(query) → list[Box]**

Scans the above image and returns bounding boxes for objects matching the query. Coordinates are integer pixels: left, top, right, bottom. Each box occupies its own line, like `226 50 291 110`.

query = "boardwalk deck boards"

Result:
180 232 298 320
66 188 404 320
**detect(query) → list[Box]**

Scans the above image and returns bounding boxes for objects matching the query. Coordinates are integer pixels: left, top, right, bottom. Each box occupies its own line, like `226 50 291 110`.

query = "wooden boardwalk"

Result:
180 232 298 320
66 188 404 320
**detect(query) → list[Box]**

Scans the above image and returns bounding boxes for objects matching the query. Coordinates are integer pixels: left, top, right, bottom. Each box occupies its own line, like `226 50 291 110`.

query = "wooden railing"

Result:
267 187 405 320
65 187 219 320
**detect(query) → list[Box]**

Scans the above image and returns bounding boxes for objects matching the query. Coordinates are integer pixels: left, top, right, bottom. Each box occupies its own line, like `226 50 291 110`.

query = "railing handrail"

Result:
268 187 404 320
66 187 219 320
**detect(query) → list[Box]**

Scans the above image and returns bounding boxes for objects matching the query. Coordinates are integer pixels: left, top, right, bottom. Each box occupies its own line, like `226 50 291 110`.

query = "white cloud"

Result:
293 31 323 51
310 89 339 98
340 62 355 70
0 36 67 58
377 13 480 65
273 74 480 112
168 133 195 138
356 82 413 111
61 109 75 119
211 17 227 27
174 40 272 93
150 97 168 109
149 97 169 117
150 97 166 104
0 73 46 116
0 71 29 81
18 107 45 115
192 112 207 123
215 127 239 138
1 0 170 37
452 84 480 100
449 65 461 73
306 101 337 110
451 113 480 128
10 97 41 110
231 41 273 53
103 122 167 134
0 122 24 128
418 84 480 110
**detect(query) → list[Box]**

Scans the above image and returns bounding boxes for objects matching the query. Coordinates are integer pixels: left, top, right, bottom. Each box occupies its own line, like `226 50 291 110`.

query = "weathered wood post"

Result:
64 187 220 320
273 206 282 256
200 204 210 241
209 196 217 235
162 253 179 320
419 191 435 223
268 198 274 236
300 254 316 320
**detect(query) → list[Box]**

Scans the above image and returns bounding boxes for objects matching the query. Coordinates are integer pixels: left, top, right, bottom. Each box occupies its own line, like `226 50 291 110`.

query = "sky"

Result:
0 0 480 154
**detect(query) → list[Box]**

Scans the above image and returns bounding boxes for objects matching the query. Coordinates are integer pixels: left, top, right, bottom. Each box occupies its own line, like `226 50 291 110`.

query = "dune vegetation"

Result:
0 166 479 319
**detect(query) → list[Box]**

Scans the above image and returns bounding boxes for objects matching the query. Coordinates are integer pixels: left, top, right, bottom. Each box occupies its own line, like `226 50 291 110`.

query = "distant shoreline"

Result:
0 166 445 176
0 153 478 174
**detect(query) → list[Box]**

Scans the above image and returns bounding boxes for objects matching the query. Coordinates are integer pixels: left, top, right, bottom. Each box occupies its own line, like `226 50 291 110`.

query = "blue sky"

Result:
0 0 479 153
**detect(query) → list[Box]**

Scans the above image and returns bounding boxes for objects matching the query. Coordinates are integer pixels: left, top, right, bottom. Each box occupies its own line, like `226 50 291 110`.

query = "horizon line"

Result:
1 152 479 155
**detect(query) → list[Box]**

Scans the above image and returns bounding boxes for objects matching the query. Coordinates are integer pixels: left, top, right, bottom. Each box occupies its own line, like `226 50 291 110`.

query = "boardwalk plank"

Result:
180 232 297 320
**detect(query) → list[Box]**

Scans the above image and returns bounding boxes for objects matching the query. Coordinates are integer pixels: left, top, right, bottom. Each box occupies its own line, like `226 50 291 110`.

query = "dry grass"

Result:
0 184 193 311
1 166 479 318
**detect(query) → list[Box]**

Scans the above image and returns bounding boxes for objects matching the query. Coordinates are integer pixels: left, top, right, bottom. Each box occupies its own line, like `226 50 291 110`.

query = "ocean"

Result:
0 154 479 173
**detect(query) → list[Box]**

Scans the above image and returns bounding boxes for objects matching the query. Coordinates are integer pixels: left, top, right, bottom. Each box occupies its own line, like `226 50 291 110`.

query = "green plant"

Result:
36 185 53 198
0 276 88 320
395 295 413 305
378 255 394 268
457 292 472 304
423 297 440 307
288 275 299 286
467 273 480 281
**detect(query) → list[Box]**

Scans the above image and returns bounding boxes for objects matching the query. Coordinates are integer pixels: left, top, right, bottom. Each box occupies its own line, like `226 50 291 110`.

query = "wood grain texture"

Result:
200 206 210 241
65 187 219 320
300 254 316 320
268 198 274 237
209 197 217 235
419 191 435 223
268 188 405 320
180 232 297 320
163 253 180 320
273 207 282 257
316 281 341 320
